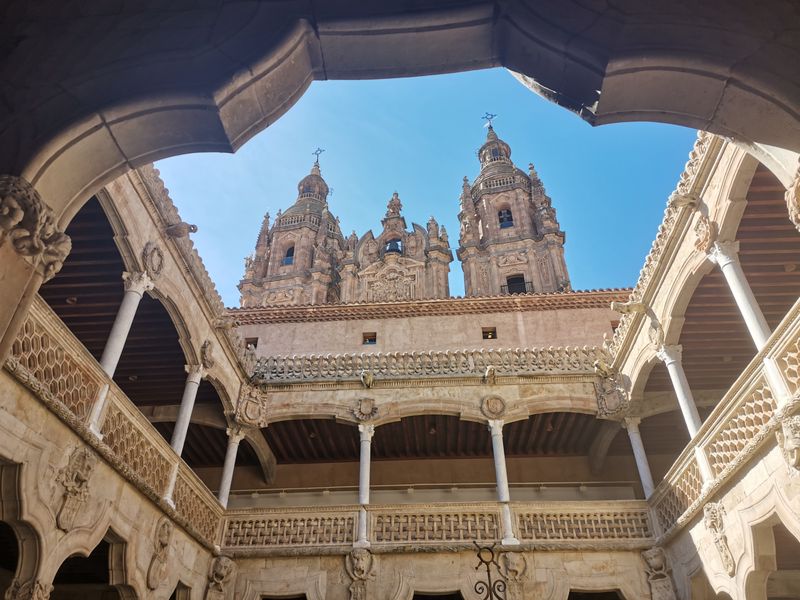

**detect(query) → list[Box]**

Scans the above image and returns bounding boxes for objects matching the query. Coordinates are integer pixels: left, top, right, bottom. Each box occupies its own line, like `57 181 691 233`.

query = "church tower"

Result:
239 160 344 306
457 125 569 296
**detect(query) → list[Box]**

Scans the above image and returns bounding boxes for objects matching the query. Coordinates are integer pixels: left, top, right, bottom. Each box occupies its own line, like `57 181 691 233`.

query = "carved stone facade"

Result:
458 126 570 296
239 165 452 306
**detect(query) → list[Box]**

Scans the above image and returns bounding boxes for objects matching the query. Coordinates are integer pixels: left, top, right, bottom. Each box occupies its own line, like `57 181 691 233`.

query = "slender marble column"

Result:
708 241 771 350
624 418 655 498
170 365 205 455
218 427 245 508
488 419 519 545
355 423 375 548
88 271 154 436
100 271 154 375
656 344 702 437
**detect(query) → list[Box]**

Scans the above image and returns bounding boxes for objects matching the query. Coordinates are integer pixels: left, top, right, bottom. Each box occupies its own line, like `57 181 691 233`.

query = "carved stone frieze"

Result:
345 548 376 600
0 175 71 282
641 547 677 600
55 446 97 531
703 502 735 576
785 165 800 233
235 385 269 428
481 395 506 419
4 579 54 600
141 241 164 278
775 413 800 475
353 397 378 422
146 517 173 590
204 555 236 600
364 264 417 302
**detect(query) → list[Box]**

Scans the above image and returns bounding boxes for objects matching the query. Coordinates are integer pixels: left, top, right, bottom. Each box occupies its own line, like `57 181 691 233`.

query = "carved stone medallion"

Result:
141 241 164 278
693 214 718 253
234 385 269 428
55 446 97 531
146 517 173 590
785 166 800 233
775 414 800 475
353 397 378 422
481 395 506 419
593 362 630 419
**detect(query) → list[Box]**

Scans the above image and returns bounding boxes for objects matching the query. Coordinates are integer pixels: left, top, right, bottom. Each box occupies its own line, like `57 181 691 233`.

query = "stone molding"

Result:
0 174 71 282
230 288 629 324
252 346 605 383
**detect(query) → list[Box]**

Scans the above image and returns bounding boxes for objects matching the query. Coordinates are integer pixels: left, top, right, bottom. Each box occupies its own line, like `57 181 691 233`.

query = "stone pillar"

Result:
218 427 245 508
170 365 205 456
355 423 375 548
488 419 519 545
624 418 655 498
99 271 154 376
707 241 771 350
656 344 702 437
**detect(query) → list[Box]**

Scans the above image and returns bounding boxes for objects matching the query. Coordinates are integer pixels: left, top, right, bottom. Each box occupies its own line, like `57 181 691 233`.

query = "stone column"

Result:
170 365 205 456
656 344 702 437
624 418 655 498
708 241 771 350
355 423 375 548
99 271 154 376
218 427 245 508
488 419 519 545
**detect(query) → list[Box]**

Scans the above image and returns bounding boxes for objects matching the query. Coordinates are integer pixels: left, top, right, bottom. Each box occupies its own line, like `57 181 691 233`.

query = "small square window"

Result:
482 327 497 340
245 337 259 349
362 332 377 345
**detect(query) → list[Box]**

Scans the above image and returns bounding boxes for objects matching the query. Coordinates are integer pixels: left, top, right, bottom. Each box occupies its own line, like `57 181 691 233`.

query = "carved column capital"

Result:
487 418 504 437
4 579 54 600
706 240 740 268
358 423 375 442
656 344 683 365
226 427 246 443
0 174 71 282
623 416 642 430
184 364 206 382
122 270 155 295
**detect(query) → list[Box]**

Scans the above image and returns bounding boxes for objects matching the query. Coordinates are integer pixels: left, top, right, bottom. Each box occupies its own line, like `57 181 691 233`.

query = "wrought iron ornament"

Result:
482 112 498 127
312 147 325 164
474 542 507 600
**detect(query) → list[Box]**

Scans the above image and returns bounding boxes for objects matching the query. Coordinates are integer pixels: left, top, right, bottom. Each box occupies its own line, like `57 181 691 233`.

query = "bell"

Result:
386 240 401 253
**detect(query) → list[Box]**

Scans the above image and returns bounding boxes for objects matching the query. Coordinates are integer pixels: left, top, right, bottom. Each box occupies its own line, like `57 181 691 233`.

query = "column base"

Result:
163 497 176 509
88 423 104 441
501 536 520 546
353 539 371 549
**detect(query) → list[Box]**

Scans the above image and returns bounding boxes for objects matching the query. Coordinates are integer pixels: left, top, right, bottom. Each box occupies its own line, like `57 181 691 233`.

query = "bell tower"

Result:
457 124 570 296
239 160 344 306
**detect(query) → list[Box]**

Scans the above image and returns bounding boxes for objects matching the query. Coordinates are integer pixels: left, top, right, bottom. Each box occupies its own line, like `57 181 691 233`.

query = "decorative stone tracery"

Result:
0 175 71 281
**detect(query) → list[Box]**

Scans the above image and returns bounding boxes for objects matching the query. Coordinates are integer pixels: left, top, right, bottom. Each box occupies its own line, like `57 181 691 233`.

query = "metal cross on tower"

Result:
312 147 325 164
482 112 498 127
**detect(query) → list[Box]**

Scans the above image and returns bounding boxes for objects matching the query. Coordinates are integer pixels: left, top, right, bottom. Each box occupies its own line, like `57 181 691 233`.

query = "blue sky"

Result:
155 68 697 307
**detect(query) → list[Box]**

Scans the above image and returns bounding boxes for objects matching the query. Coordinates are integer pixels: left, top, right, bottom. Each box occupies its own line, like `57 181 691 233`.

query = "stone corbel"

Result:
0 175 71 282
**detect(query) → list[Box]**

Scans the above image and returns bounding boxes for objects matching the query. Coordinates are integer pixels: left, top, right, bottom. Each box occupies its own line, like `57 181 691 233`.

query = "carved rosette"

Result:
235 385 269 428
4 579 54 600
703 502 736 576
345 548 376 600
641 547 677 600
55 446 97 531
785 166 800 233
775 414 800 475
0 175 71 282
693 214 718 253
481 395 506 419
146 517 173 590
204 555 235 600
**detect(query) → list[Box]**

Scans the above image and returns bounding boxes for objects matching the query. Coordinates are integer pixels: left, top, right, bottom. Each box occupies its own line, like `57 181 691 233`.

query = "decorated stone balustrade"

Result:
221 501 654 554
4 295 223 548
649 296 800 541
251 345 605 383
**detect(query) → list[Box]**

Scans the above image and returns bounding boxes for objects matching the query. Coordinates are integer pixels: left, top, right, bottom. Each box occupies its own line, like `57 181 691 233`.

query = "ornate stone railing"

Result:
4 296 223 548
252 346 605 383
649 297 800 540
220 501 653 554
